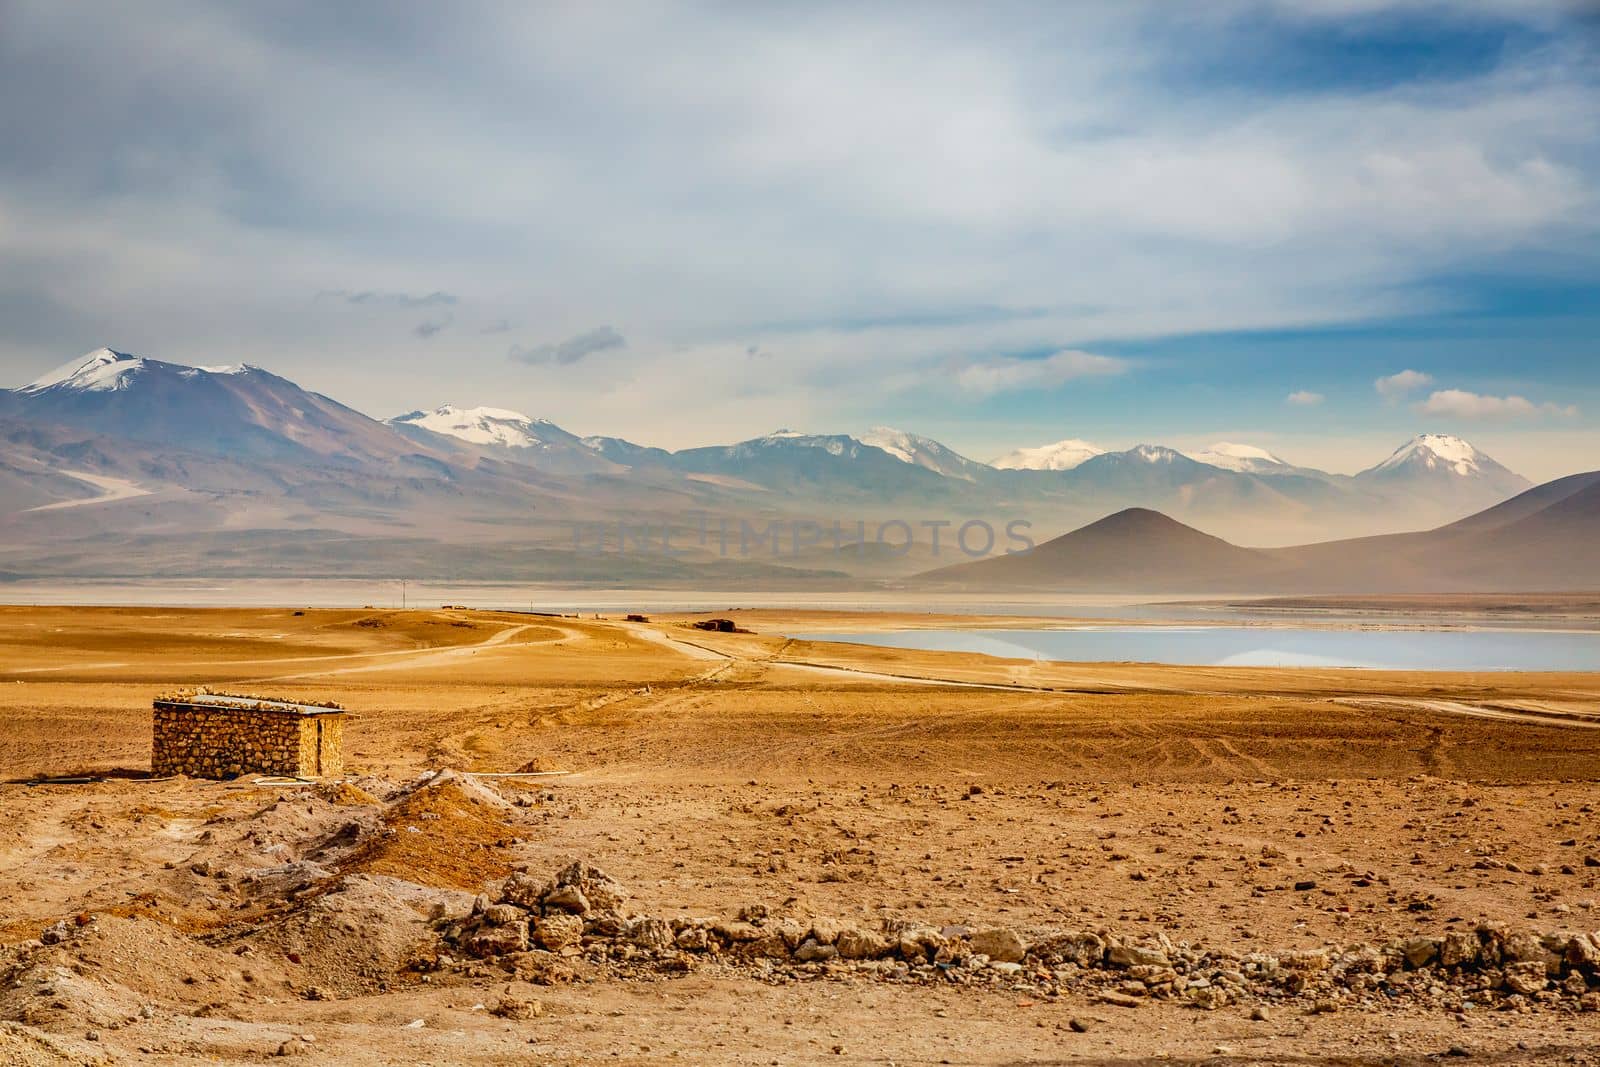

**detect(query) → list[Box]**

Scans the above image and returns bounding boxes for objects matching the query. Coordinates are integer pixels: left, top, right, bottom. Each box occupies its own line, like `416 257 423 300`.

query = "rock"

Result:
1581 992 1600 1012
533 913 584 951
483 904 525 927
276 1038 312 1057
895 926 946 963
1250 1005 1272 1022
770 919 808 951
542 885 590 915
1440 932 1480 969
968 928 1027 964
1108 942 1169 968
1402 938 1440 970
675 927 711 952
1310 998 1339 1015
500 872 545 909
490 995 544 1020
1567 933 1600 972
1068 1017 1090 1033
795 938 839 963
744 935 791 959
1031 931 1105 967
807 917 843 946
711 920 763 943
1503 961 1548 996
548 860 629 913
1096 991 1143 1008
835 927 892 960
627 917 675 953
466 922 529 957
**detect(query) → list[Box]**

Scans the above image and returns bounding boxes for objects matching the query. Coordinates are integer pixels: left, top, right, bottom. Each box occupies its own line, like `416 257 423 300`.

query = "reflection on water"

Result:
794 626 1600 672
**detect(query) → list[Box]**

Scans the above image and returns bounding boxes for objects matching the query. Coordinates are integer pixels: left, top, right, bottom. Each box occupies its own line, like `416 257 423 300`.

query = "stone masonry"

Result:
151 693 345 779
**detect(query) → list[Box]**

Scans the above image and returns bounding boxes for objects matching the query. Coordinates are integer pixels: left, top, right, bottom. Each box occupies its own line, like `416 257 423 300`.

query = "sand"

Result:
1 604 1598 1064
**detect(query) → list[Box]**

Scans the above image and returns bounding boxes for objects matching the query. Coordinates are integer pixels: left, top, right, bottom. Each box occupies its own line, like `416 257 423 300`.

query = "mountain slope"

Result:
859 427 990 481
669 430 957 500
2 348 434 468
917 469 1600 593
918 507 1281 590
1355 433 1530 501
1183 442 1306 477
991 438 1104 471
388 405 617 475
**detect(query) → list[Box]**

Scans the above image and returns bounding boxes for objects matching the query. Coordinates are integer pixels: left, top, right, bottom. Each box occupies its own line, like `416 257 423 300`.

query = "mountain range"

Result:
0 346 1585 590
920 472 1600 594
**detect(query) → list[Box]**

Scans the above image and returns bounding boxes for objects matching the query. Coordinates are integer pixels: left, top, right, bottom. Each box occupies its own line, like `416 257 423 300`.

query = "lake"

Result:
793 626 1600 672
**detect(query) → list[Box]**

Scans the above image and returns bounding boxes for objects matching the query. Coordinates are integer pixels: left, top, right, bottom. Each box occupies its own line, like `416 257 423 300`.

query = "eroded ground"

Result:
1 605 1599 1065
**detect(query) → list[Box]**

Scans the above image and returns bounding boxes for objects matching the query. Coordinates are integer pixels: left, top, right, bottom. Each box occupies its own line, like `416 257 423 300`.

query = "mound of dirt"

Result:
242 875 439 999
337 771 522 890
0 1021 106 1066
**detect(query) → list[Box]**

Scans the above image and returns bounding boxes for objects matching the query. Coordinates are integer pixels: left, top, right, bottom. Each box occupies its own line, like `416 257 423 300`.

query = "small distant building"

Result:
151 690 345 779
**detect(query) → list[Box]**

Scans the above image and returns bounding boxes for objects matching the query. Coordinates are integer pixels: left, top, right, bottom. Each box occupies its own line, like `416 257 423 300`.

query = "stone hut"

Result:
151 690 345 779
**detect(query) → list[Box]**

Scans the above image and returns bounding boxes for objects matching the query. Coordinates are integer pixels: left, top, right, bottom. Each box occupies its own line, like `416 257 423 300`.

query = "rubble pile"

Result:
436 861 1600 1015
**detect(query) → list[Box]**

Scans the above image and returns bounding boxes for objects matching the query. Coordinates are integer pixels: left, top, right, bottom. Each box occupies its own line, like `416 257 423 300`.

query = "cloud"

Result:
0 3 1594 446
480 319 512 335
1286 390 1325 406
1375 369 1433 401
1415 389 1578 419
413 319 447 339
954 350 1127 396
509 326 626 366
317 290 457 308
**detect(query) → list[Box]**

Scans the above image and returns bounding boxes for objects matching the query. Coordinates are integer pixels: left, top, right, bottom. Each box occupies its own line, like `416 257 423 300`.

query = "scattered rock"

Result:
968 928 1027 964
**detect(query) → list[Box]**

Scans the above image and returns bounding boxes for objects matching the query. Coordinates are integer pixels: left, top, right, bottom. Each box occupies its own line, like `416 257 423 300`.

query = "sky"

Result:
1 0 1597 480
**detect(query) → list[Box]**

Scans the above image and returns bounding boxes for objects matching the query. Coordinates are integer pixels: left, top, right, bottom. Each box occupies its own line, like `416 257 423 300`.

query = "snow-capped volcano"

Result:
3 346 420 466
390 405 564 450
1366 433 1493 478
1184 442 1294 475
858 426 988 481
20 347 253 395
1355 433 1530 505
387 404 621 474
991 438 1105 471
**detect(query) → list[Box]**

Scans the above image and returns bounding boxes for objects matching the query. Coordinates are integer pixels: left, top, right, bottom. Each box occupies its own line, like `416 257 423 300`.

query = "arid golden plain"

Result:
2 603 1598 1065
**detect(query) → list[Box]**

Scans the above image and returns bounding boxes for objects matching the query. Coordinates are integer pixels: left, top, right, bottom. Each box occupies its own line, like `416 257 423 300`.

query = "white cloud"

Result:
1375 368 1434 401
954 350 1128 396
1416 389 1578 419
1286 390 1325 406
0 2 1593 445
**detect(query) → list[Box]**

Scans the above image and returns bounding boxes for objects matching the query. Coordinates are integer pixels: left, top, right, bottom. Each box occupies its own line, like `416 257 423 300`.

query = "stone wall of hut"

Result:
151 704 342 778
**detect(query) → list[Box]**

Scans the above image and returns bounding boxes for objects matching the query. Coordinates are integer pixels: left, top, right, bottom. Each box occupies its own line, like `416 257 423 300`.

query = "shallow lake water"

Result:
794 626 1600 672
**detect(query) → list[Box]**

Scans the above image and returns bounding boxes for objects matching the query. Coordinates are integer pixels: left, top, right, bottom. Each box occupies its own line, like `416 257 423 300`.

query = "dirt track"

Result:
1 605 1598 1064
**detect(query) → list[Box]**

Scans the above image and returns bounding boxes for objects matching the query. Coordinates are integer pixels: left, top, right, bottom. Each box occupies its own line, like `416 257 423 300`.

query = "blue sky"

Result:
1 0 1596 479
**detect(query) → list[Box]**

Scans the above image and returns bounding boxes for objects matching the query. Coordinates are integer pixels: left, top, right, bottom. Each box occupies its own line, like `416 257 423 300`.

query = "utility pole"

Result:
400 579 407 610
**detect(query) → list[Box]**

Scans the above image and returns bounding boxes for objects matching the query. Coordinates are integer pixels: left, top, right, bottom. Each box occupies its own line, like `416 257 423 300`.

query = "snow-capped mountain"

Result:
580 435 672 466
1183 442 1296 475
1355 433 1529 500
670 429 954 499
991 438 1105 471
858 426 989 481
1 347 420 467
390 405 561 450
387 404 620 475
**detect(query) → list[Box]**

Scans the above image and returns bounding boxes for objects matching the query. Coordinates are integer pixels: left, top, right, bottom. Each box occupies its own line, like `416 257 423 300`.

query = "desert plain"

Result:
1 603 1599 1065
